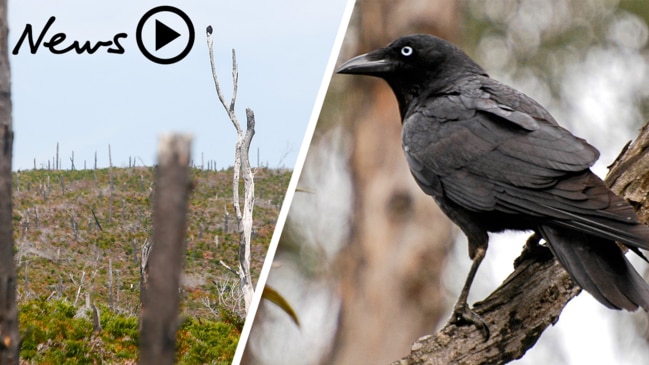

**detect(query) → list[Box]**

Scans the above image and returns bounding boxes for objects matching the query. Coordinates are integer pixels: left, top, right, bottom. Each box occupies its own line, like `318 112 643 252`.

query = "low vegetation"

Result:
12 166 290 362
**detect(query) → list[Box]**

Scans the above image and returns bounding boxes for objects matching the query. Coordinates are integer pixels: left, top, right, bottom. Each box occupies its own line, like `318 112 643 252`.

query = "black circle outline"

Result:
136 6 195 65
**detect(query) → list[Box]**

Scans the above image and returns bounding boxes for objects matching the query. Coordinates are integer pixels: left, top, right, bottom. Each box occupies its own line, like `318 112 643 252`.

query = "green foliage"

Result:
102 313 138 339
100 311 139 357
177 317 241 365
19 298 242 363
19 299 100 363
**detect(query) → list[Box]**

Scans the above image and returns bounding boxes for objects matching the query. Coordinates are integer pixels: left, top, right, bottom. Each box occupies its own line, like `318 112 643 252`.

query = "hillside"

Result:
12 166 290 319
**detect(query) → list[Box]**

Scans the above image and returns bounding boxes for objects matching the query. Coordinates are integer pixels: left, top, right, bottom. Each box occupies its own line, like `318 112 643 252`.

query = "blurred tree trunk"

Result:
0 0 18 363
139 135 192 365
327 1 461 364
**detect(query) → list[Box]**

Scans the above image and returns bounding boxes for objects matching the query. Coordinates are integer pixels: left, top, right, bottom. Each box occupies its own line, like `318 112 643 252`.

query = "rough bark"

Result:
392 122 649 364
0 0 18 362
206 28 255 313
607 123 649 220
139 134 192 365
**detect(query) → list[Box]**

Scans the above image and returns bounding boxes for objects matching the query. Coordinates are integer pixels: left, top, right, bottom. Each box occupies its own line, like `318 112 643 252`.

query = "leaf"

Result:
262 285 300 328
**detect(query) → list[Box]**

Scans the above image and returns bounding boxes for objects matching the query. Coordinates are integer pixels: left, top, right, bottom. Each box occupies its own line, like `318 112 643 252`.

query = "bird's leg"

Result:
450 245 490 340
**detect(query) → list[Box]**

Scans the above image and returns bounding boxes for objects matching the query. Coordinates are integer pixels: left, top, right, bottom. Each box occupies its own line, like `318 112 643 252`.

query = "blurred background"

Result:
244 1 649 364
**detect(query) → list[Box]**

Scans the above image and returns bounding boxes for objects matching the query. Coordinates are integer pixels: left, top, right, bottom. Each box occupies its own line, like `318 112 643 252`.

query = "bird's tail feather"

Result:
539 224 649 311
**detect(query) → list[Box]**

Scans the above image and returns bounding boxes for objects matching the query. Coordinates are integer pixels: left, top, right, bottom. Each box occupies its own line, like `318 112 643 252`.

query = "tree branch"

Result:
394 121 649 365
219 260 239 276
206 29 241 135
230 49 239 114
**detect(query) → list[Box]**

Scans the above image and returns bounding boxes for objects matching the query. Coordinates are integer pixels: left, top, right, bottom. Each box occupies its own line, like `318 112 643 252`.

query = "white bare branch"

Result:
206 26 256 313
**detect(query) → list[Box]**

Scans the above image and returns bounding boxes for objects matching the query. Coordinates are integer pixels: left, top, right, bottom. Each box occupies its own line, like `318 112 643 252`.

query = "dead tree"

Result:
108 144 114 223
206 26 256 313
139 237 153 301
0 0 18 362
139 134 192 365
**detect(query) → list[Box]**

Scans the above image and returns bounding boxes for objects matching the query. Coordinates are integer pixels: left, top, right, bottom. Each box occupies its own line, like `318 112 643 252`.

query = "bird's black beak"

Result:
336 49 392 76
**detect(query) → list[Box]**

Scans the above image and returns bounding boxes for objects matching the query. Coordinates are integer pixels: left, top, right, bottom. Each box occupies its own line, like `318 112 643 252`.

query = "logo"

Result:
135 6 195 65
12 6 195 65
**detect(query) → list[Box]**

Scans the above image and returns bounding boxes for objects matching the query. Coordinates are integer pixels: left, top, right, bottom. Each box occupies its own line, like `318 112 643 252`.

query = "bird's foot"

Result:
450 301 490 340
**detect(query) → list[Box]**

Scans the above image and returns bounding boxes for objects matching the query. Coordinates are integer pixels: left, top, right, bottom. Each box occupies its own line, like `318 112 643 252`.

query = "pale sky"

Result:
8 0 349 170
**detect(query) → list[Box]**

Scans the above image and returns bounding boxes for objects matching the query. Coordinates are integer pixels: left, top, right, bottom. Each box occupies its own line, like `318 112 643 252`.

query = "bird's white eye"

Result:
401 46 413 56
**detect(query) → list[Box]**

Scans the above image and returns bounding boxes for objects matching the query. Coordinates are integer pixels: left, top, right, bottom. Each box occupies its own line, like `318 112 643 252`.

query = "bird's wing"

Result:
403 79 649 250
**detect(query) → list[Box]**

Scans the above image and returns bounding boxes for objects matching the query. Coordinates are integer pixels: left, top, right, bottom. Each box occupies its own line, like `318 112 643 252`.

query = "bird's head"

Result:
337 34 487 116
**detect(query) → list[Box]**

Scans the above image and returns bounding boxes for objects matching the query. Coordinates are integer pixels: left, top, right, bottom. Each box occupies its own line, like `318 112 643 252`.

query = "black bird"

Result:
337 34 649 337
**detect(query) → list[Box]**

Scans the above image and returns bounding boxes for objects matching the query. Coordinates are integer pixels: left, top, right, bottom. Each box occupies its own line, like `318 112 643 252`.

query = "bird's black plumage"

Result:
337 34 649 321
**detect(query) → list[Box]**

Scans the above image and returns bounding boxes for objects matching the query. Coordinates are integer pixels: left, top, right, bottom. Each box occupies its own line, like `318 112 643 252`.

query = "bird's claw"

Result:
450 302 490 341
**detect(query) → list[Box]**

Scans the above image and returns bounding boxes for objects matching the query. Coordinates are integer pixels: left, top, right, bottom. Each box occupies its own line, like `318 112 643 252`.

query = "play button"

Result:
136 6 195 64
156 20 180 51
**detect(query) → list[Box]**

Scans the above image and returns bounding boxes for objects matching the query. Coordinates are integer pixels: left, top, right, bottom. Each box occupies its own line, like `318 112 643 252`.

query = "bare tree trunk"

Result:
139 134 192 365
108 259 113 310
326 1 461 364
140 238 152 302
0 0 18 362
237 108 256 311
92 303 102 334
108 144 113 223
206 26 255 313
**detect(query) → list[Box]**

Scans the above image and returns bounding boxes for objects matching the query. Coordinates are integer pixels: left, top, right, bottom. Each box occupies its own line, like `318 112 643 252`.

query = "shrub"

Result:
177 317 240 365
